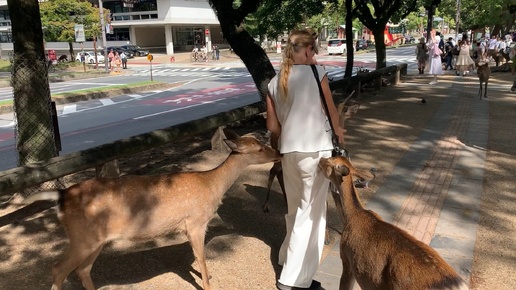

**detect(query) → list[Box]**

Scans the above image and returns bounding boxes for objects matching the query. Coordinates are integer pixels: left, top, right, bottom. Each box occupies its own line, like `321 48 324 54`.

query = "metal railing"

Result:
0 63 407 196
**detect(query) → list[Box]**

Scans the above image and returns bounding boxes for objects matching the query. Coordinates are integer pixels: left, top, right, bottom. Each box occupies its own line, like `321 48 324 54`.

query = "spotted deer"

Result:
23 128 281 290
318 156 469 290
476 63 491 99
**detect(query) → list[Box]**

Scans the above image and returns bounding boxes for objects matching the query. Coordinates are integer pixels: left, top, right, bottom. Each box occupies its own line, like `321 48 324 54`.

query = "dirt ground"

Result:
0 71 514 289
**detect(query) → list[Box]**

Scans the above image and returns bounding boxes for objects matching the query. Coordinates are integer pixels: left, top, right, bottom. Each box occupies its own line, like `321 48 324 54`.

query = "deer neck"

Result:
205 153 250 195
339 174 365 220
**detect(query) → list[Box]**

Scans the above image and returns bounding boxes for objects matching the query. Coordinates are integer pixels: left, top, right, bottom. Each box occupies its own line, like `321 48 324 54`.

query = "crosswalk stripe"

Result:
99 99 115 105
62 104 77 114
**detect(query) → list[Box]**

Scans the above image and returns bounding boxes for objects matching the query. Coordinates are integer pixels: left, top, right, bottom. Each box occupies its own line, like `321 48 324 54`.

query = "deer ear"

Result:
337 102 346 114
348 104 360 114
223 139 239 151
222 128 240 141
335 164 350 176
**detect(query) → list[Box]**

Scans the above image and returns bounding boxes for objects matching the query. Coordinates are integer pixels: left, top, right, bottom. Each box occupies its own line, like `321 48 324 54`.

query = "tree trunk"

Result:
68 42 74 62
344 0 354 78
372 29 387 69
7 0 57 167
208 1 275 102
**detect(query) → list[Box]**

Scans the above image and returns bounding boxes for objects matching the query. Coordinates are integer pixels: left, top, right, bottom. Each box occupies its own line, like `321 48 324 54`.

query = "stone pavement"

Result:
313 70 496 289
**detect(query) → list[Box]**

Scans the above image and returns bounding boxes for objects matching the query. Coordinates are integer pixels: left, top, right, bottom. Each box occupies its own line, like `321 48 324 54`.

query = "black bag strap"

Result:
310 64 339 146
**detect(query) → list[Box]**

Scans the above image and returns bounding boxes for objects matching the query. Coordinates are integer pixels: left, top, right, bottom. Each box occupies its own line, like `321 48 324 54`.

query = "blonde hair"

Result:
278 29 318 100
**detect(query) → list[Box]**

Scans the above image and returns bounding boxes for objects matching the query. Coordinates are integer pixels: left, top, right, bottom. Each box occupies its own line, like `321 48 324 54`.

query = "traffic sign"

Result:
147 54 153 61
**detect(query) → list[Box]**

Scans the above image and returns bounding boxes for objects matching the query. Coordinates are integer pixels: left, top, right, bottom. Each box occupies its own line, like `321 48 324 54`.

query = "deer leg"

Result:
187 224 211 290
276 166 287 206
51 240 104 290
264 162 284 212
74 245 104 290
339 256 356 290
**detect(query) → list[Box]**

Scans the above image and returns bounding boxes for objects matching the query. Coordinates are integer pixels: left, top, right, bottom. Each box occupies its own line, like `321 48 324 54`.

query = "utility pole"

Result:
99 0 108 73
455 0 461 41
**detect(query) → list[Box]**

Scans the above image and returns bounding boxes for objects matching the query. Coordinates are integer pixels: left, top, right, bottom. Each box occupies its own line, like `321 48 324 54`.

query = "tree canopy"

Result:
39 0 105 44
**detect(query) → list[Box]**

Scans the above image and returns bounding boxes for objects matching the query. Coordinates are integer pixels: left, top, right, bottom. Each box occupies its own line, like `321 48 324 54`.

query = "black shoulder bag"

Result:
310 64 348 158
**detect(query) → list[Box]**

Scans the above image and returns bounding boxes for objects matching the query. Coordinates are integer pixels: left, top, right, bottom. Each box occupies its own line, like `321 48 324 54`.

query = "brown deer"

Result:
262 92 361 213
476 63 491 99
23 128 281 290
318 156 469 290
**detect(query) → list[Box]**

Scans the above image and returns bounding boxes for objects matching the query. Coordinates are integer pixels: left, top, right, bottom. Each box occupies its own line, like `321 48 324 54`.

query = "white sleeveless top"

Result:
268 65 333 154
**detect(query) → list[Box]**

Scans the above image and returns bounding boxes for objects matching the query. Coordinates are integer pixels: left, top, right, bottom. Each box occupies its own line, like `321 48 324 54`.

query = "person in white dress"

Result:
455 34 475 76
427 29 443 84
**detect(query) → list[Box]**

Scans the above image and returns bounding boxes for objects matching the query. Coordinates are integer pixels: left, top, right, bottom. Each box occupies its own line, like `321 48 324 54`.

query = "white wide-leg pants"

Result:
278 151 331 287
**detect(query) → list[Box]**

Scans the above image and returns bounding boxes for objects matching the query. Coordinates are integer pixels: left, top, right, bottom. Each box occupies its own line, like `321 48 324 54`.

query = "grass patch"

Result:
0 81 165 109
0 99 11 106
0 59 11 72
52 80 160 98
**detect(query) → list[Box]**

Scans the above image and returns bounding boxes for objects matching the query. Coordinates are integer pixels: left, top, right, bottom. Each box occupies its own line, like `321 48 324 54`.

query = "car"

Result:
102 47 134 59
119 44 149 57
75 51 105 64
404 35 416 44
356 39 369 51
326 38 347 55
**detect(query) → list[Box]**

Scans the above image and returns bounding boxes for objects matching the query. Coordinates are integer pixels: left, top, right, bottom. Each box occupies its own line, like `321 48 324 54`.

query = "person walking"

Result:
427 29 443 84
455 34 475 76
108 49 115 73
266 28 343 290
114 51 121 73
120 51 127 69
415 37 428 74
444 37 454 70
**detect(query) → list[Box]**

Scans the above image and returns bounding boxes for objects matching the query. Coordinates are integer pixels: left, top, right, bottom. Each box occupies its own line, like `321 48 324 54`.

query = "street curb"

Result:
0 82 183 115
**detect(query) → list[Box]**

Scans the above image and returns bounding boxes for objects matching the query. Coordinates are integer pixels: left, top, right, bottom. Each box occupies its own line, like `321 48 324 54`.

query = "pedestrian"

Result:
510 44 516 91
415 37 428 74
120 51 127 69
427 29 443 84
108 49 115 72
215 45 220 60
473 41 484 66
114 51 121 73
455 34 475 76
444 37 454 70
266 28 343 290
487 35 498 61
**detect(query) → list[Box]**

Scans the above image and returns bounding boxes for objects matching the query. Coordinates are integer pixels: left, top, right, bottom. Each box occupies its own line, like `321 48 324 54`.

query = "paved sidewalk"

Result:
314 70 494 289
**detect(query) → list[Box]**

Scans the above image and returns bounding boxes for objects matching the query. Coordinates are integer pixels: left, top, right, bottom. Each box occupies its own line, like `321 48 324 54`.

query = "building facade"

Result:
0 0 224 56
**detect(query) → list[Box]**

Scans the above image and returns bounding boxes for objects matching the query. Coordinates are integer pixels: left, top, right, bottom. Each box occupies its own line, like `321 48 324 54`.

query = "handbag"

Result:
310 64 349 158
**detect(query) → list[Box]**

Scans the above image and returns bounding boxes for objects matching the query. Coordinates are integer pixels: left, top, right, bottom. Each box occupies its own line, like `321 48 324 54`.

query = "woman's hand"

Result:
336 127 346 145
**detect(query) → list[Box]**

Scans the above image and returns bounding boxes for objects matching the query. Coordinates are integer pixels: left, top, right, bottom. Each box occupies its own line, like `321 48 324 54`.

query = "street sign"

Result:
147 54 153 61
74 24 85 42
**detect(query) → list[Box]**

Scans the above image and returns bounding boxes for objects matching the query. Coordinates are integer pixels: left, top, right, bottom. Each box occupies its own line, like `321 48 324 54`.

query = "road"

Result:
0 46 417 171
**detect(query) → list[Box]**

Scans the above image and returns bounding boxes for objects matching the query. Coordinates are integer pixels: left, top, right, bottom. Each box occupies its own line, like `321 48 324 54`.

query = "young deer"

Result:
476 63 491 99
23 128 281 290
318 156 469 290
262 93 360 213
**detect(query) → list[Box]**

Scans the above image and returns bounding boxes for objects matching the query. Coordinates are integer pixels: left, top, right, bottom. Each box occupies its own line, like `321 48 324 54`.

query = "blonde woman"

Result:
266 29 343 290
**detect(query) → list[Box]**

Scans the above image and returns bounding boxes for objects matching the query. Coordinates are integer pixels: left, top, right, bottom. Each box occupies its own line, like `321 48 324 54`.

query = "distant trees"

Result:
39 0 106 59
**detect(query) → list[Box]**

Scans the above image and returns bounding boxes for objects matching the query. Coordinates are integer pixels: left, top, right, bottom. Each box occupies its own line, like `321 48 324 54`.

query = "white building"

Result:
0 0 224 56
